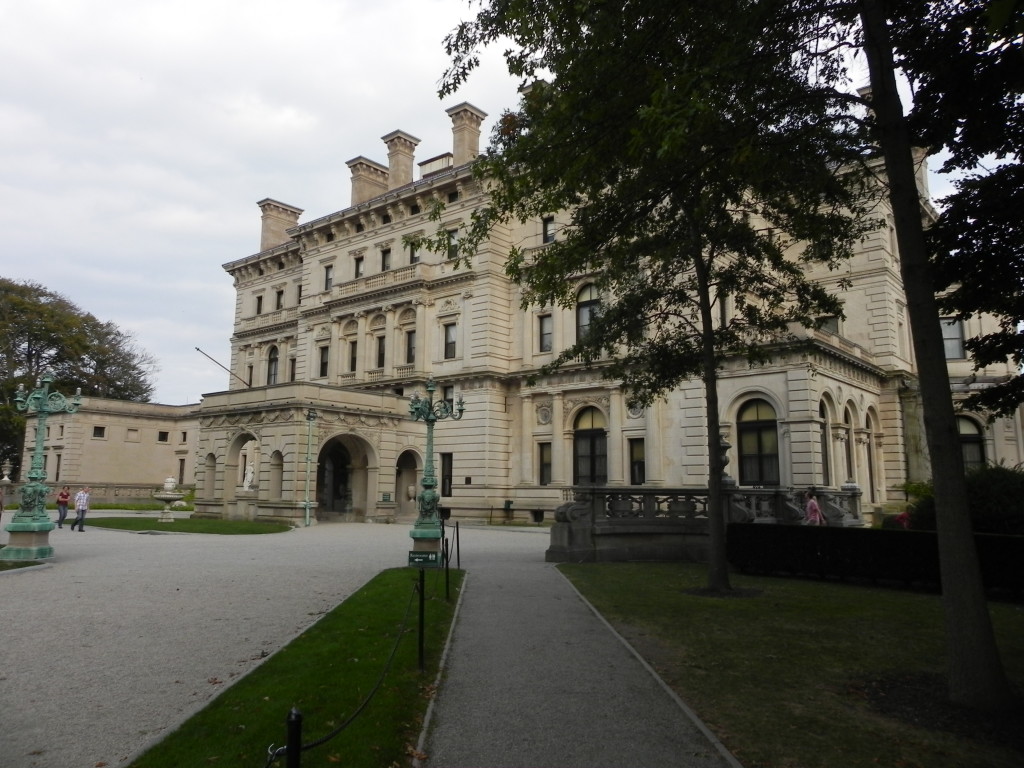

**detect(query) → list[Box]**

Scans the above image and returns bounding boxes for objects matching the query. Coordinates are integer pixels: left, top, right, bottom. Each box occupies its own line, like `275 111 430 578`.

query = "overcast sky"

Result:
0 0 522 404
1 2 954 405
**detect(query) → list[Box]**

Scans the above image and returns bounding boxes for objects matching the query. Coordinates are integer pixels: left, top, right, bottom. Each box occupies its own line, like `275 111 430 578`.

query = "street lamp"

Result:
1 373 81 560
303 408 317 527
408 379 464 562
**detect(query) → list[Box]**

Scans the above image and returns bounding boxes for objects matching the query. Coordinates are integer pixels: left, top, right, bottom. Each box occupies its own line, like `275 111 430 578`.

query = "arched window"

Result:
843 408 854 482
819 401 831 487
573 407 607 485
957 417 985 472
738 399 779 486
576 285 600 342
266 346 279 386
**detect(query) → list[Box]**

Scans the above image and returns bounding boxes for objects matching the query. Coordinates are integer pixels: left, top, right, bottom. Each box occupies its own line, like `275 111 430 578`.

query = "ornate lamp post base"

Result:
0 524 55 560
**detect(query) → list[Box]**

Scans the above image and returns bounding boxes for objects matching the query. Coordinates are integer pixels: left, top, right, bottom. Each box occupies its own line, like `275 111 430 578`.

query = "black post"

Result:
443 536 451 602
455 521 461 570
286 708 303 768
418 567 426 672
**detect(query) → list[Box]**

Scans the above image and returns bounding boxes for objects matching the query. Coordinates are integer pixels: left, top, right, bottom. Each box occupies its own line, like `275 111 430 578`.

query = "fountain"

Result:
153 477 184 523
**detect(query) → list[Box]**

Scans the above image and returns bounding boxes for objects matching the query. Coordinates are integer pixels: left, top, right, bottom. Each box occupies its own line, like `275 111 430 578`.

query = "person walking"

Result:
56 485 71 528
70 486 91 532
804 490 825 526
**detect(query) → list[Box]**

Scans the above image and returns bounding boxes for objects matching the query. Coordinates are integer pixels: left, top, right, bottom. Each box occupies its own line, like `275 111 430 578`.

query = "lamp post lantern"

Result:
1 373 81 560
407 379 464 564
303 408 318 527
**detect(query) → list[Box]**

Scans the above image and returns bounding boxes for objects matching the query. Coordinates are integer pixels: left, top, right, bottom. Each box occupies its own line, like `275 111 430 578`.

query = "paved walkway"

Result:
420 525 741 768
1 517 739 768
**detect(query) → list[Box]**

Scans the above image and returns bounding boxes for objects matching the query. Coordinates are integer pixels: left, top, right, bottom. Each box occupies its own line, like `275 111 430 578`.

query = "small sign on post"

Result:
408 550 441 568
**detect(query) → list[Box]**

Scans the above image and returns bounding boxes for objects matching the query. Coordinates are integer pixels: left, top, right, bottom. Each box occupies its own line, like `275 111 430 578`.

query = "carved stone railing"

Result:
547 484 863 563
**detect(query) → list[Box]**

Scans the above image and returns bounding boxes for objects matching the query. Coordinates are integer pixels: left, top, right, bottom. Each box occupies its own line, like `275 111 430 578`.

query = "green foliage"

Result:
909 463 1024 534
888 0 1024 416
437 1 876 406
128 568 461 768
88 517 287 534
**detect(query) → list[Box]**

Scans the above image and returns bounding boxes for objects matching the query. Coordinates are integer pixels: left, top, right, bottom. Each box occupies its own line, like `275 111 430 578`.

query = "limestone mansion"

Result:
24 102 1024 522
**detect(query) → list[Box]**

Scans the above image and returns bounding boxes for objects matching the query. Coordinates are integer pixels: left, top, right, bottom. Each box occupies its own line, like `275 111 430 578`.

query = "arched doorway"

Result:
315 434 375 521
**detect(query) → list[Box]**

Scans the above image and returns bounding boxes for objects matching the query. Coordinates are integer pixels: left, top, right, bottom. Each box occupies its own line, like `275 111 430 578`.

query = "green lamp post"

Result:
0 373 81 560
407 379 464 565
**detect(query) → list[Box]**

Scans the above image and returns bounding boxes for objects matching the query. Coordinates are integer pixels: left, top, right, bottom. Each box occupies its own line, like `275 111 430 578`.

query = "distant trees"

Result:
0 278 157 478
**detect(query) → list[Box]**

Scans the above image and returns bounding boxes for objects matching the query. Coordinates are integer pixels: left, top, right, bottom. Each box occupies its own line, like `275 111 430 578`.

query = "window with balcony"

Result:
408 242 419 264
406 330 416 365
349 340 358 373
267 346 279 385
323 265 333 291
376 336 386 368
275 290 284 310
381 248 391 272
354 256 364 279
538 442 552 486
255 295 263 315
446 229 459 260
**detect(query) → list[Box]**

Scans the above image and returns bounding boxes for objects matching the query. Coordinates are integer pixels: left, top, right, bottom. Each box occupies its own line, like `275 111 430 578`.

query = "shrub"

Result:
908 463 1024 534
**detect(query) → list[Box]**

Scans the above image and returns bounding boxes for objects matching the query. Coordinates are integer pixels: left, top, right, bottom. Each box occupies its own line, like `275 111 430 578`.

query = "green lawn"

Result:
86 517 292 534
561 562 1024 768
128 566 461 767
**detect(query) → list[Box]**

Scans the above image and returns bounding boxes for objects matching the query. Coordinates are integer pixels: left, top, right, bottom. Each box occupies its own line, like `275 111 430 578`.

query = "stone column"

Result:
552 393 566 485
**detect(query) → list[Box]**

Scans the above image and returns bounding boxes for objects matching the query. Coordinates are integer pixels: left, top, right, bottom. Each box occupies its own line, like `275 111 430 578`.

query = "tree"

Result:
434 1 874 592
0 278 158 479
858 0 1015 711
439 0 1017 708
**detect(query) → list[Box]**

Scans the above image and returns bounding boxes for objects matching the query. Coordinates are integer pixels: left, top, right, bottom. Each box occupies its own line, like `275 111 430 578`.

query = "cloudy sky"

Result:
1 0 522 404
2 2 954 405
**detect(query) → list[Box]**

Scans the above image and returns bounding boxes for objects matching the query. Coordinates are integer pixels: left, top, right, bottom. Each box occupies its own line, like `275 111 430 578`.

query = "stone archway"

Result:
395 449 421 521
315 433 376 521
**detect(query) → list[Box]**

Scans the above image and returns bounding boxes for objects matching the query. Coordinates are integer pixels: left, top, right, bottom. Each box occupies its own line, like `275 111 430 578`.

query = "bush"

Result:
908 463 1024 534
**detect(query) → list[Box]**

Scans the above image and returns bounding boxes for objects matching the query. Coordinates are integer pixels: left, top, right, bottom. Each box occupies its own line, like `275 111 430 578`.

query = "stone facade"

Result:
188 102 1024 525
18 397 201 504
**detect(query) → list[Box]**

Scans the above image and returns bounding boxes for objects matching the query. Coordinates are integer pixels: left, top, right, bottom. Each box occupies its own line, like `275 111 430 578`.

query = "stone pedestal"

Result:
0 520 55 560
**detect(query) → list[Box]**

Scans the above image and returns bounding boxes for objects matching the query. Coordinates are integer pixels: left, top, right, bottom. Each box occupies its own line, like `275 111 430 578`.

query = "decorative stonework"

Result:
536 405 552 425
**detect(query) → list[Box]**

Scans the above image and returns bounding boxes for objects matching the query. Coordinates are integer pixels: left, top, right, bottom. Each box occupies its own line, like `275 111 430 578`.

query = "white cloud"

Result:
0 0 522 404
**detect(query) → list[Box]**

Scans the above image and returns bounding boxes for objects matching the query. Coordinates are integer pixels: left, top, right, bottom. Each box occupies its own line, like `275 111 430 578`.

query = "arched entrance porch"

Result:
315 434 377 522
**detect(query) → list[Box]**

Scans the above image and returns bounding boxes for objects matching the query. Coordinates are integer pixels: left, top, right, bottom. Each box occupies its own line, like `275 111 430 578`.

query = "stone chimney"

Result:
382 130 420 190
346 156 389 206
446 102 488 166
257 199 303 251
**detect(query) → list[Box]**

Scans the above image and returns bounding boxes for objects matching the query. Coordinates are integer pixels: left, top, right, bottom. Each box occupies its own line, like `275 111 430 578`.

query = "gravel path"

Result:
0 519 426 768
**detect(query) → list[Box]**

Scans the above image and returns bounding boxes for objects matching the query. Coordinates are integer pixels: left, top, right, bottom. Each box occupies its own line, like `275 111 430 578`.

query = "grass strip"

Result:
128 566 462 768
86 517 292 534
561 562 1024 768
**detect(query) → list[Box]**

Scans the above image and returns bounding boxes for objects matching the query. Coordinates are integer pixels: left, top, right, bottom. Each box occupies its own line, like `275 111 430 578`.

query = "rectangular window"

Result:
443 323 457 359
376 336 386 368
93 426 106 439
349 340 358 372
542 216 555 244
408 242 419 264
818 315 840 335
55 453 62 482
446 229 459 260
318 346 329 378
440 453 453 497
157 431 169 443
538 442 552 486
297 284 303 304
448 190 460 203
178 458 186 486
289 357 297 382
275 290 284 310
323 265 334 291
381 248 391 271
629 438 646 485
941 317 965 359
180 431 188 443
406 330 416 365
354 256 364 278
538 314 553 353
442 385 455 411
255 295 263 315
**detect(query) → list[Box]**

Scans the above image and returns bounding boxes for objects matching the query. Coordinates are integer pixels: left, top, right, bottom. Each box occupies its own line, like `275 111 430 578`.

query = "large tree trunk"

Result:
859 0 1012 710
